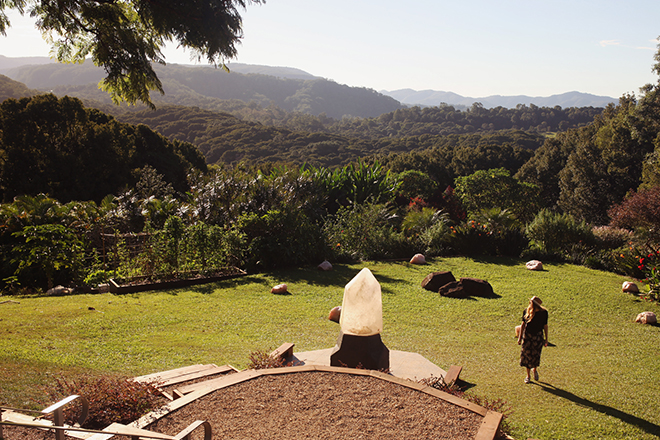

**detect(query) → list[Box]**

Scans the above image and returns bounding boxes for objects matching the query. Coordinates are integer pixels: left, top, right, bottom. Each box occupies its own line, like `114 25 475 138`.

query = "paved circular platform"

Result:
291 348 448 381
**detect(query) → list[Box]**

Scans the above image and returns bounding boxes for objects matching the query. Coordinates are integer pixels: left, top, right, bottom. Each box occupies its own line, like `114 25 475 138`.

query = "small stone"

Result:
318 260 333 271
271 284 288 295
622 281 639 293
46 285 72 296
328 306 341 323
526 260 543 271
410 253 426 264
635 311 657 325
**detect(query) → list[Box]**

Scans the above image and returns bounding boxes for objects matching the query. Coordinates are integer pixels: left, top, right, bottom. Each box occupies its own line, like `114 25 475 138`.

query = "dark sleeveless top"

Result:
522 308 548 335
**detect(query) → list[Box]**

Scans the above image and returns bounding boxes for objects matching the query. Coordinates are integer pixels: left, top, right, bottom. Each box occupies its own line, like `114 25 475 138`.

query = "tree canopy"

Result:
0 94 207 203
1 0 262 107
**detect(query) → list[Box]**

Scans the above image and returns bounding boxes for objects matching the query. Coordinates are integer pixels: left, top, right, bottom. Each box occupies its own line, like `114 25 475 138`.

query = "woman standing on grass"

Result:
518 295 549 383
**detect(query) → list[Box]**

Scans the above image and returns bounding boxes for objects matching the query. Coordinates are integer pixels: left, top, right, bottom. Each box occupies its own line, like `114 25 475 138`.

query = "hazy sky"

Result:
1 0 659 98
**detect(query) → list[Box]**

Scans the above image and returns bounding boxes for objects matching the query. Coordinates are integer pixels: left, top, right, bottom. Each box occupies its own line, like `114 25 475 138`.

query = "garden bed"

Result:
108 267 247 294
143 368 495 440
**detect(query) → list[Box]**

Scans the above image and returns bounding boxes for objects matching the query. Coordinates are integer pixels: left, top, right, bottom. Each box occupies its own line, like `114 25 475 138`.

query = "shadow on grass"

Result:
466 256 523 267
259 264 412 290
168 275 270 295
535 382 660 436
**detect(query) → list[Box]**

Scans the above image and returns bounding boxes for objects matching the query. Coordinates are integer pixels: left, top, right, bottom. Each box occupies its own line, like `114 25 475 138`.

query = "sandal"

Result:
534 370 539 381
524 377 530 384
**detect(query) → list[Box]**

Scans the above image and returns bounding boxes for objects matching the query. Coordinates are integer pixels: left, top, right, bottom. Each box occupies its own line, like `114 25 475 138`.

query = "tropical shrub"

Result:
238 208 324 271
417 221 452 256
454 168 541 222
526 209 595 255
401 207 440 237
397 170 437 201
494 227 529 258
312 161 401 214
469 207 528 257
8 224 85 291
324 202 408 262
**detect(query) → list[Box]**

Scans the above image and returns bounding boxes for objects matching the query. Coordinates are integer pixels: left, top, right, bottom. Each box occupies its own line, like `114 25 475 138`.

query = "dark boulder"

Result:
460 277 494 298
421 271 456 292
438 280 469 298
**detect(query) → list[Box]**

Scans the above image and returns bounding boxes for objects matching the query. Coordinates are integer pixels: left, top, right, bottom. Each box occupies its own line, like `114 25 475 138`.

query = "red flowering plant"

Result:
637 250 660 301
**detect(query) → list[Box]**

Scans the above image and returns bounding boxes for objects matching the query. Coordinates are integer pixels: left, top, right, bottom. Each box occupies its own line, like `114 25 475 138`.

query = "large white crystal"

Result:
339 268 383 336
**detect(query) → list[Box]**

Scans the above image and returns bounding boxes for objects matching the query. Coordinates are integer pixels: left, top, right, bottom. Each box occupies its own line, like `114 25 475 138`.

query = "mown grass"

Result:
1 257 659 439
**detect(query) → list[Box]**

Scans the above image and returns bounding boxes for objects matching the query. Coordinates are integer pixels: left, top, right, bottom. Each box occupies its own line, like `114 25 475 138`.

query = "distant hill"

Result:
382 89 617 109
223 63 319 80
0 55 54 73
1 55 617 114
0 74 38 101
4 60 403 119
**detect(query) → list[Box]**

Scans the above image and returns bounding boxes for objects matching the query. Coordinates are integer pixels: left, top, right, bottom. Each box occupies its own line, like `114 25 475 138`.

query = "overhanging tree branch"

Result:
1 0 263 107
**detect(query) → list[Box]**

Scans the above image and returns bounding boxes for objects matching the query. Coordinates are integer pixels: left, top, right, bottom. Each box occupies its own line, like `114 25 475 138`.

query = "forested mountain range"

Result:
4 60 404 119
0 68 606 171
0 56 318 81
383 89 617 109
115 104 546 168
0 55 53 72
0 62 656 229
2 57 614 119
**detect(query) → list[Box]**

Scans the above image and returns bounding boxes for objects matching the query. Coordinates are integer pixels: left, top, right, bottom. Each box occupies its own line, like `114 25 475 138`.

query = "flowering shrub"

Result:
449 220 497 255
637 251 660 301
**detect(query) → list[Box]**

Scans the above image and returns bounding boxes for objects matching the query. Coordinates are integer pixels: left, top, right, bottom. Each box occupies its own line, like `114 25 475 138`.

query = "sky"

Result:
0 0 659 99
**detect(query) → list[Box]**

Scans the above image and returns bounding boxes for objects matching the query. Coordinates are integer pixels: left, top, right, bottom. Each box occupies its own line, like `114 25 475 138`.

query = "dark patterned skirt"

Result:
520 331 544 368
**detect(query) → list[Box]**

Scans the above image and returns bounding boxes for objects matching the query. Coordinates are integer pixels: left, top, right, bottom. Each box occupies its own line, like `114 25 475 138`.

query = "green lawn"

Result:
1 257 659 439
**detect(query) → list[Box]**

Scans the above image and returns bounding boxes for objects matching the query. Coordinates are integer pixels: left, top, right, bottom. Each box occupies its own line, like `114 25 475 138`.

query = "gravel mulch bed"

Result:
148 371 483 440
3 371 486 440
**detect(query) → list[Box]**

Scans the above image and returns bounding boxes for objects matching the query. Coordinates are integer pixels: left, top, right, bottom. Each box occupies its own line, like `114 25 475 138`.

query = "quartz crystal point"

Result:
339 268 383 336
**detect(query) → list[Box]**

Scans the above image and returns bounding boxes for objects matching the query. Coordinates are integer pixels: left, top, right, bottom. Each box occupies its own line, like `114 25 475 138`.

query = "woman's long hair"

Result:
524 299 545 323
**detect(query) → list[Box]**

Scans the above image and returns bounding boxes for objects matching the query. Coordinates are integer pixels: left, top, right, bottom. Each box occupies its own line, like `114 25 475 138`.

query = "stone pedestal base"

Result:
330 332 390 371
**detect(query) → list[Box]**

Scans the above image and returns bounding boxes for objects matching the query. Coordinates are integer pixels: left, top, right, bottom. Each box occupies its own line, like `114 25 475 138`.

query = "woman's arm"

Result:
543 324 549 346
517 321 526 345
